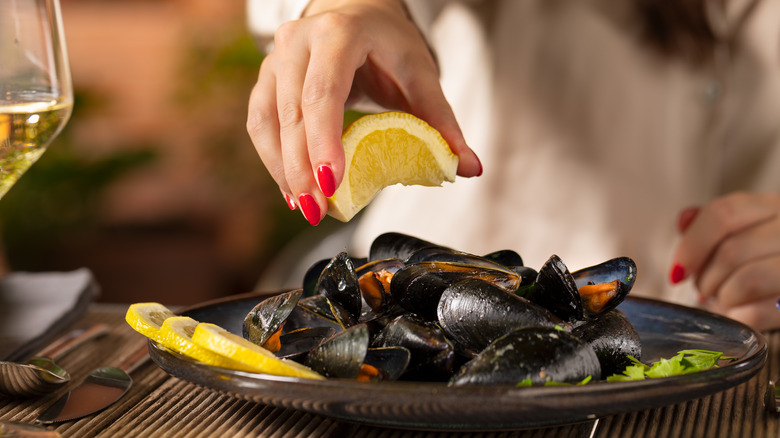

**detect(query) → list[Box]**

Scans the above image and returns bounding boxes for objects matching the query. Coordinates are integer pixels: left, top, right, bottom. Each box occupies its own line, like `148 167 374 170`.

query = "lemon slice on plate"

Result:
157 316 255 371
125 302 176 342
327 111 459 222
192 322 324 380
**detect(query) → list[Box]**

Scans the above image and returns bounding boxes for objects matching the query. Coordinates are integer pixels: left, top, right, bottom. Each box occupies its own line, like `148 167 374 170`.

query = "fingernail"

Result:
677 207 699 233
298 193 321 226
283 192 296 210
670 263 686 284
317 165 336 197
475 156 483 177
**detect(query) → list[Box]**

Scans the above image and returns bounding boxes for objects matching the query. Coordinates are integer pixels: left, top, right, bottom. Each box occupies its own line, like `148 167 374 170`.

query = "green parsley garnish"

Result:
607 349 738 382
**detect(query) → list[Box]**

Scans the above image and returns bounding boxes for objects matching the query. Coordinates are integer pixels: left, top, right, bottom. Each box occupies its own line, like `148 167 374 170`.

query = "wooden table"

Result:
1 303 778 437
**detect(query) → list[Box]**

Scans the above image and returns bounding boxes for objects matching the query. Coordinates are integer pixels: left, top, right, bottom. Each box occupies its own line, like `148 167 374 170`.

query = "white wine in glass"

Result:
0 0 73 199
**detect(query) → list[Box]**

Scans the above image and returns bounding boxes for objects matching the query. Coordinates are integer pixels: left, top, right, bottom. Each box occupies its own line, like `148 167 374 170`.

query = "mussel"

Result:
390 260 522 320
572 309 641 376
305 323 411 382
437 278 562 353
572 257 637 316
526 255 584 323
239 232 641 387
305 324 370 379
369 232 440 262
449 327 602 386
372 314 456 381
316 251 362 318
243 289 302 351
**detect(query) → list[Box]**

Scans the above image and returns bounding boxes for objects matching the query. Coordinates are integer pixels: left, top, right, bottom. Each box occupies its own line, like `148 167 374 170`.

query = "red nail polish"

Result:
475 156 483 177
298 193 321 226
317 165 336 197
670 264 685 284
677 207 699 233
283 192 296 210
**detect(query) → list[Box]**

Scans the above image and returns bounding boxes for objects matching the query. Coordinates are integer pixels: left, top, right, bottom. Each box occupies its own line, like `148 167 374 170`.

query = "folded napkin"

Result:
0 269 100 362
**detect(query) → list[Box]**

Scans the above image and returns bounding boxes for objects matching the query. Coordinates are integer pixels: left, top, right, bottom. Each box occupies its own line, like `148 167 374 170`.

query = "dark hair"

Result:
637 0 720 64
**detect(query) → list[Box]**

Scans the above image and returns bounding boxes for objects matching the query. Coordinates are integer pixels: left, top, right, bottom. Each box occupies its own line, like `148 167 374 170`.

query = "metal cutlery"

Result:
36 344 149 424
0 420 60 438
0 324 109 398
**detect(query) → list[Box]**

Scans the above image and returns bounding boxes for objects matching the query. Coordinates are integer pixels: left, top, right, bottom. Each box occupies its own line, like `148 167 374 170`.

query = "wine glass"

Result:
0 0 73 199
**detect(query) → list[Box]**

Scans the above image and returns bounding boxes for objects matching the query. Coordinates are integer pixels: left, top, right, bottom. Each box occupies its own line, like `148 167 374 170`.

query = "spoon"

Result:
0 421 60 438
0 324 109 398
767 379 780 415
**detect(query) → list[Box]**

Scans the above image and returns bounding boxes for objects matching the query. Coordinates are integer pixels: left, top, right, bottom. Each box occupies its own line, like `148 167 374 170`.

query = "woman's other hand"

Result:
246 0 481 226
670 192 780 331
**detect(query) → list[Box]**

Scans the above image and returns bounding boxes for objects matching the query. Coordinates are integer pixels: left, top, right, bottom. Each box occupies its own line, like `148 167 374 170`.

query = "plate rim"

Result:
149 292 768 430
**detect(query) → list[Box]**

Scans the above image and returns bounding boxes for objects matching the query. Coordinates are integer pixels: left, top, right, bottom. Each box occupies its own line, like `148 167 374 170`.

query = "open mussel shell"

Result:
369 232 441 262
572 257 637 316
572 309 641 377
305 324 369 379
391 261 522 320
302 258 331 297
363 346 411 382
372 314 456 382
450 327 602 386
242 289 302 346
406 247 512 270
482 249 524 268
316 251 363 318
355 258 404 314
437 278 562 353
288 295 354 331
511 266 539 295
527 254 584 323
276 326 337 361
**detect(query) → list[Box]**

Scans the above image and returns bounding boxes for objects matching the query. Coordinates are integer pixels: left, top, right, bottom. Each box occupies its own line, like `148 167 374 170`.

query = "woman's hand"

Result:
246 0 481 226
670 192 780 331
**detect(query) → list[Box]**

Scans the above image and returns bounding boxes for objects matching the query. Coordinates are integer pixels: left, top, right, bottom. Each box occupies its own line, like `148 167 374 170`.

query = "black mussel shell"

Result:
362 346 411 382
302 258 331 297
450 327 602 386
355 258 405 277
276 326 337 361
391 261 522 320
242 289 302 346
316 252 362 318
511 266 538 288
437 278 562 353
372 314 456 381
305 324 369 379
482 249 524 268
369 232 441 262
390 264 453 320
528 255 584 323
290 295 354 331
406 247 510 269
572 257 637 316
572 309 641 377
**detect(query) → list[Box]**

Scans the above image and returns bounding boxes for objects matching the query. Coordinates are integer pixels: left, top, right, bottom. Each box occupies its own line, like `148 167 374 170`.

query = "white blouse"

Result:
248 0 780 306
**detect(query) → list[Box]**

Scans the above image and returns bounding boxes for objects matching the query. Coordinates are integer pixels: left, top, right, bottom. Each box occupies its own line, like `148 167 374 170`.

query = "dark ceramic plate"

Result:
148 291 767 430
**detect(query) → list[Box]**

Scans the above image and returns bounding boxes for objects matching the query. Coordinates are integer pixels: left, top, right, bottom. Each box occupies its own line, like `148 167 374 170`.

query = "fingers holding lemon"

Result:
326 111 460 222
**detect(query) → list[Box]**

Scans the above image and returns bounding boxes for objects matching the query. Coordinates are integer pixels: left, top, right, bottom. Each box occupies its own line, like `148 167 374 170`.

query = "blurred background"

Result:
0 0 320 305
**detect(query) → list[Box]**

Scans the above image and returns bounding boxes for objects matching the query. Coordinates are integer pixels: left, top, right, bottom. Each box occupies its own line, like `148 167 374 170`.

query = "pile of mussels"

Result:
242 232 641 386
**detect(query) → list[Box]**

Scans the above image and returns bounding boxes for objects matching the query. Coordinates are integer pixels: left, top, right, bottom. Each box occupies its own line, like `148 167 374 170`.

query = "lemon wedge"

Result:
125 302 176 342
328 111 459 222
158 316 255 371
192 322 324 380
